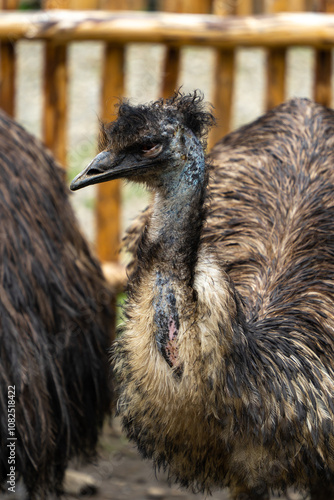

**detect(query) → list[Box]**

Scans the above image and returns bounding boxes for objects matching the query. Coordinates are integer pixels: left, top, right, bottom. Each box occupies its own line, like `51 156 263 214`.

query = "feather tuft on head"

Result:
98 90 215 153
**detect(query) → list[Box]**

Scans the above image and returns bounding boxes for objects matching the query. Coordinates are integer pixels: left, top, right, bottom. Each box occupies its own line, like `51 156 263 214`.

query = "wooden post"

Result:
161 45 180 99
209 49 235 149
288 0 306 9
314 49 331 106
264 0 288 11
236 0 254 16
314 0 332 107
43 42 68 166
323 0 334 11
180 0 212 12
94 0 131 265
0 0 18 117
159 0 180 104
161 0 211 102
0 41 15 116
160 1 182 104
42 0 70 7
264 0 287 111
67 0 100 8
100 0 147 8
266 47 286 110
159 0 182 11
0 0 18 8
96 43 124 263
267 0 307 9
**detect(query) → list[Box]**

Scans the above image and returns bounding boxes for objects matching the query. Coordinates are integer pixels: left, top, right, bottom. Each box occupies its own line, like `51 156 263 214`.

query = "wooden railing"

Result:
0 7 333 281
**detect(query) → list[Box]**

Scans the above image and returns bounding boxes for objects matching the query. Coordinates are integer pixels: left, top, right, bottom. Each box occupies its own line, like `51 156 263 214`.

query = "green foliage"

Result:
116 292 127 328
67 139 98 183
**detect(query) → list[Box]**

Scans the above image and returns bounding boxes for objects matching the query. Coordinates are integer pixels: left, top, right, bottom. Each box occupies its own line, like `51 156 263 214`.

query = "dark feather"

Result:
0 110 114 498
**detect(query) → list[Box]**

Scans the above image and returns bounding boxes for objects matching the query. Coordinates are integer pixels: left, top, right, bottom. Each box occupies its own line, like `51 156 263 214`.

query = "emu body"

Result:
71 95 334 499
0 111 113 498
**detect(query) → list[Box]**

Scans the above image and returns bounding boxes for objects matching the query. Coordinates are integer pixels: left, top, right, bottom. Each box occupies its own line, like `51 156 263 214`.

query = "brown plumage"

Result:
0 110 114 498
71 93 334 500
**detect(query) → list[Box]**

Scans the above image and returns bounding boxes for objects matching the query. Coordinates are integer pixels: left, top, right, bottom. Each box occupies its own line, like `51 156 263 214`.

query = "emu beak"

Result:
70 149 153 191
70 151 116 191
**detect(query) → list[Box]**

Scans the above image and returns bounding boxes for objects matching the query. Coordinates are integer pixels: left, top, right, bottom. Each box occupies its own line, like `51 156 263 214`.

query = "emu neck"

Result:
149 134 207 283
144 132 207 372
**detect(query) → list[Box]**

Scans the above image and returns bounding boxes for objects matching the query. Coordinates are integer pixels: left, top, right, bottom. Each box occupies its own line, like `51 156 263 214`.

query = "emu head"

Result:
70 91 215 192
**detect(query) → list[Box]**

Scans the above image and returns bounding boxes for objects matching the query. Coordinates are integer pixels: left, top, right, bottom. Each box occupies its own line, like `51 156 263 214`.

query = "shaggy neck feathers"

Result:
147 130 207 281
141 129 208 371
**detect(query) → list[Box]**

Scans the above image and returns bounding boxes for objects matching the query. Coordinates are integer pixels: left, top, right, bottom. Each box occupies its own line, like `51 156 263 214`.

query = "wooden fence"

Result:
0 5 334 279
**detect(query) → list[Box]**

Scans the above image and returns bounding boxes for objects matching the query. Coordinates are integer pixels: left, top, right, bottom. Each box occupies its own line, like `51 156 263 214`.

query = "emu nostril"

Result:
88 167 104 176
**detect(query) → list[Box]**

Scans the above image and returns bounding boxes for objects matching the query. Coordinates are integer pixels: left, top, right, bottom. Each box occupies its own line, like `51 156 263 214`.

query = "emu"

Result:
71 93 334 500
0 110 114 498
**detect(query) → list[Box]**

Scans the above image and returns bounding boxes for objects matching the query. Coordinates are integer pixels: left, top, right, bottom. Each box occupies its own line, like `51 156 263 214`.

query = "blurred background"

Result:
0 0 333 498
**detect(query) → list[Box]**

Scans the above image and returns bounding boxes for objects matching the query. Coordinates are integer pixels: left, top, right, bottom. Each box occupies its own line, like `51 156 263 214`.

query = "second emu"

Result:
71 94 334 500
0 110 114 498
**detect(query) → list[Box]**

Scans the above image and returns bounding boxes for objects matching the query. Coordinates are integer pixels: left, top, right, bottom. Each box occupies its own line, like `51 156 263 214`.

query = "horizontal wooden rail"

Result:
1 11 334 48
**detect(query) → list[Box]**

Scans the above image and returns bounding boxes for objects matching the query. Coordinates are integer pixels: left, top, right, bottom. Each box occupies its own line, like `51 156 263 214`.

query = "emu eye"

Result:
141 143 163 158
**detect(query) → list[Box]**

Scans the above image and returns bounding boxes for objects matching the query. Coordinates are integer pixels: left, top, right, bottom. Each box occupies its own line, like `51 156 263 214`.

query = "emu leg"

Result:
310 482 334 500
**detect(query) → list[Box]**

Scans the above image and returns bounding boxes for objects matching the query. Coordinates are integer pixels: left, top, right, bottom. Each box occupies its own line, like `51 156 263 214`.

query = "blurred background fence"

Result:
0 0 333 283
